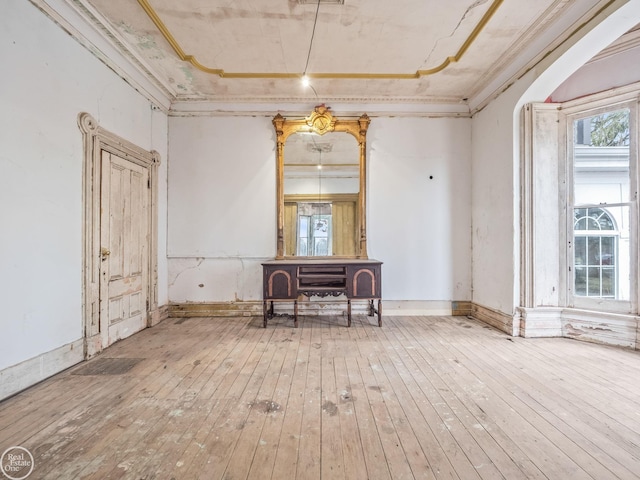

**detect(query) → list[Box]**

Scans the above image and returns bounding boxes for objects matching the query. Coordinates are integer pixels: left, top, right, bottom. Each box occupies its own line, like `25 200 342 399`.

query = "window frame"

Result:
561 97 638 314
573 207 618 298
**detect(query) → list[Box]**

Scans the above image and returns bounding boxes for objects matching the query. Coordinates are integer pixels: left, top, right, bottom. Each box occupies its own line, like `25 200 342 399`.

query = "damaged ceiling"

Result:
76 0 628 108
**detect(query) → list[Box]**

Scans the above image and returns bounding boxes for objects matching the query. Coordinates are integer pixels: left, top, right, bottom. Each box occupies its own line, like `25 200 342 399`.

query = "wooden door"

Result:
100 150 149 347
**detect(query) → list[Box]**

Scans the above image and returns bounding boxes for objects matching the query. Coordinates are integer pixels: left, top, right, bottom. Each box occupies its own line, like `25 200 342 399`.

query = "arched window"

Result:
573 207 617 298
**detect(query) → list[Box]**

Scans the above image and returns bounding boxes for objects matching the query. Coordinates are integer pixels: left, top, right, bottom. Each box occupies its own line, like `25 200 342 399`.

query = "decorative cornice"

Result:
167 108 472 119
166 98 473 118
137 0 503 81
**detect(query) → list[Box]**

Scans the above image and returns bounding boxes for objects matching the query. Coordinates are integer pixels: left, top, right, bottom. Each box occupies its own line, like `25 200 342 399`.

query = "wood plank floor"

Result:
1 314 640 479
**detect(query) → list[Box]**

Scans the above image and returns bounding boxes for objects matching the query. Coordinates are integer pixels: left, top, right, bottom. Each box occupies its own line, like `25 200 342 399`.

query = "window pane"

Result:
574 236 586 265
298 238 308 256
599 237 614 265
587 267 601 296
601 268 615 297
587 217 601 230
573 109 630 205
314 238 328 256
587 237 600 265
596 211 614 230
574 267 587 295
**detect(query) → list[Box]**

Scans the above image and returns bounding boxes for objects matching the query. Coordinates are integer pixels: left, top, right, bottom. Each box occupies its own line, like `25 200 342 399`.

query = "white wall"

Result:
168 114 472 310
167 115 276 303
471 83 529 317
0 1 168 383
368 117 472 306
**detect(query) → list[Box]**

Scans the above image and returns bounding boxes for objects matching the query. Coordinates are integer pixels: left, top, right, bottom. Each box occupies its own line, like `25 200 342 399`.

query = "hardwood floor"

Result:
1 314 639 479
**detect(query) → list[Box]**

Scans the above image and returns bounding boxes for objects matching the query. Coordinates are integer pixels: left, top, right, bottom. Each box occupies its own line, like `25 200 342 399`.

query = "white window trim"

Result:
559 95 639 314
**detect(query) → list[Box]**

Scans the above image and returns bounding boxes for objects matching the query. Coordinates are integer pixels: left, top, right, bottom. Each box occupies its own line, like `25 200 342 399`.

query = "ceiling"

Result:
80 0 623 109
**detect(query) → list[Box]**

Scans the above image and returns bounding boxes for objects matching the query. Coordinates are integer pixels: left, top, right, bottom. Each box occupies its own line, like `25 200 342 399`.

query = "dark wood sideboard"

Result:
262 259 382 328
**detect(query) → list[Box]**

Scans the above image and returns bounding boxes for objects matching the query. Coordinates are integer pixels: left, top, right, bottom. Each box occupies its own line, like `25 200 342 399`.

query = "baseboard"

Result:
169 301 263 317
148 305 169 327
470 303 520 336
384 300 472 316
505 306 638 349
169 300 473 318
0 339 84 401
562 308 638 349
518 307 563 338
451 301 473 316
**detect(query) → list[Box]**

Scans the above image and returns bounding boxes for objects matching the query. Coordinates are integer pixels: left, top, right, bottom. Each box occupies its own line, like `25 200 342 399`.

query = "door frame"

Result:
79 112 160 358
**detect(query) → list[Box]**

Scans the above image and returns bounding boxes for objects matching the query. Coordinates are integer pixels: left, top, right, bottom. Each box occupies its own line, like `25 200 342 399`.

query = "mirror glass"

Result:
273 107 370 259
283 132 360 257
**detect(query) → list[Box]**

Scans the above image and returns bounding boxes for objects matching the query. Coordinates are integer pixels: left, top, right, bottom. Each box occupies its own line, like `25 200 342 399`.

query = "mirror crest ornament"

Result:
273 105 370 259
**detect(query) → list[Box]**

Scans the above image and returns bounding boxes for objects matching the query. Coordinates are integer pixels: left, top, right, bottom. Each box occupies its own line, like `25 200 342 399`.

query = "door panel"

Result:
100 150 149 346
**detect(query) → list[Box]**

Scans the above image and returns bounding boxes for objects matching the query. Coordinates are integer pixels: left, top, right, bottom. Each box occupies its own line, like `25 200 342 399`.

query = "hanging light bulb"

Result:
301 0 320 93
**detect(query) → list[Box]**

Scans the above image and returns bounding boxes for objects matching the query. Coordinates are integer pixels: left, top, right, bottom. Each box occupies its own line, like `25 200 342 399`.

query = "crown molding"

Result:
171 93 468 105
29 0 174 111
168 100 471 118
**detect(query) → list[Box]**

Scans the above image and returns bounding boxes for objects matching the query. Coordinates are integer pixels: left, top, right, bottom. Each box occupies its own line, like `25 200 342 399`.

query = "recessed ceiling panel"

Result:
84 0 613 105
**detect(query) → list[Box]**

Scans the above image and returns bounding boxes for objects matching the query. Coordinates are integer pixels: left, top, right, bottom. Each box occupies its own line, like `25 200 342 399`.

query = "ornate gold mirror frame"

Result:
273 106 371 259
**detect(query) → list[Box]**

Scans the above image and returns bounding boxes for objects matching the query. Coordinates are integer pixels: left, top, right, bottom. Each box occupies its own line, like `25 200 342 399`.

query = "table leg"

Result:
347 299 352 327
294 300 298 328
263 300 268 328
378 299 382 327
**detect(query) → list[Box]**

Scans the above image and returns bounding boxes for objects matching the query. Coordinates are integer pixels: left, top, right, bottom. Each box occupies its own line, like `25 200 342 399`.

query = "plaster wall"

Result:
167 115 472 309
0 1 169 374
470 82 529 317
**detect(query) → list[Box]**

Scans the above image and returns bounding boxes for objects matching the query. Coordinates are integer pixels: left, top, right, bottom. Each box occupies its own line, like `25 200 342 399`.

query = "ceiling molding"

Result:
171 94 468 105
137 0 503 81
167 101 472 118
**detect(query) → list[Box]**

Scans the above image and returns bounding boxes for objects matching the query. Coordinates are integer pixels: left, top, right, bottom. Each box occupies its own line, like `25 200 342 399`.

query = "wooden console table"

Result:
262 259 382 327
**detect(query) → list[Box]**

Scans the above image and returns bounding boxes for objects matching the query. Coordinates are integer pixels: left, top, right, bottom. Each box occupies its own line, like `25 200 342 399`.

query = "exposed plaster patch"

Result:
116 22 198 94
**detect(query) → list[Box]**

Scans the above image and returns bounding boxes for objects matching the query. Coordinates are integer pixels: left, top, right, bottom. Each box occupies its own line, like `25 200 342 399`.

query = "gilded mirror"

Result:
273 106 370 259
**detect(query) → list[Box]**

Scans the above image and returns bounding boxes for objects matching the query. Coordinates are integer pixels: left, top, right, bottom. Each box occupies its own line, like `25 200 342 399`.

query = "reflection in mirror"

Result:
283 132 359 257
273 106 370 259
296 203 331 256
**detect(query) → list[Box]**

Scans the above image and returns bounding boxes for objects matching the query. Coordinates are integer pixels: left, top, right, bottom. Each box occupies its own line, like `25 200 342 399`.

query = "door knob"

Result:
101 247 111 260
